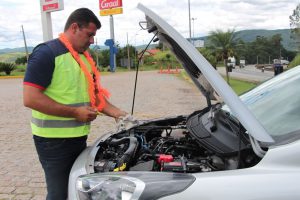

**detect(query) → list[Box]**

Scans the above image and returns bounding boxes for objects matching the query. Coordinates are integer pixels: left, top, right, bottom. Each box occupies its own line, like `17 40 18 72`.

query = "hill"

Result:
0 44 158 63
0 47 34 54
235 29 296 51
196 29 297 52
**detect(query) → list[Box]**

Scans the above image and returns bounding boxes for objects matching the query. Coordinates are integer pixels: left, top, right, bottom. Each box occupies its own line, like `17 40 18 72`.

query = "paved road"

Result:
0 71 206 200
217 65 274 83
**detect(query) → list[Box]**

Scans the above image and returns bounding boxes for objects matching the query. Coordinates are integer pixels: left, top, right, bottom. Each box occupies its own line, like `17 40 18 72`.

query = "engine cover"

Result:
187 109 247 155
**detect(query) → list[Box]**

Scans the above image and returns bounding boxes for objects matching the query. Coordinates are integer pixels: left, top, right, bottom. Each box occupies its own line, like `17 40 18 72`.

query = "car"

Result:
239 59 246 68
281 59 289 65
68 3 300 200
274 59 289 65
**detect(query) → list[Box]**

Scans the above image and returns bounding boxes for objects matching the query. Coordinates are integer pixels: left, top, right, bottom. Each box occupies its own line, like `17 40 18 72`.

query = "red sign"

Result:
43 3 58 11
99 0 122 10
41 0 63 13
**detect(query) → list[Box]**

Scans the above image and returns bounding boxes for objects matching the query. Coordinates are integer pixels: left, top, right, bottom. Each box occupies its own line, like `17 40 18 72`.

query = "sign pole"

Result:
41 11 53 42
100 0 123 72
110 15 117 71
40 0 64 42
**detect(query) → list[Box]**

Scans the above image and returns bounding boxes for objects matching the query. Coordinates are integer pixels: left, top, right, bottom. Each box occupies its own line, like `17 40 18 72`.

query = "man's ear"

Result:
70 23 79 34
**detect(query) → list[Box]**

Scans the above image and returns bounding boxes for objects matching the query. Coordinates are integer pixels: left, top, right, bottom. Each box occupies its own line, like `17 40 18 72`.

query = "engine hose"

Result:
110 137 138 171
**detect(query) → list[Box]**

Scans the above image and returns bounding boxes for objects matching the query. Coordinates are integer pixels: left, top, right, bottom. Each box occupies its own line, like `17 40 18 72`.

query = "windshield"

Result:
224 66 300 138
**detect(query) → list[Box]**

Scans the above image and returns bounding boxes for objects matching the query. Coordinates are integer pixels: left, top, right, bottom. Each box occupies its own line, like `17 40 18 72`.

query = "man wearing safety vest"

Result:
23 8 127 200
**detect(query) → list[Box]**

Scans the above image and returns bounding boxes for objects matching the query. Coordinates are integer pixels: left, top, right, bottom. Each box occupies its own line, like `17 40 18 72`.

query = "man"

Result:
23 8 126 200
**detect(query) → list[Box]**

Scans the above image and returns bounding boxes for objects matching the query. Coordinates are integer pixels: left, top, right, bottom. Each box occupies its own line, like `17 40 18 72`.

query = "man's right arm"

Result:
23 43 97 123
23 85 97 123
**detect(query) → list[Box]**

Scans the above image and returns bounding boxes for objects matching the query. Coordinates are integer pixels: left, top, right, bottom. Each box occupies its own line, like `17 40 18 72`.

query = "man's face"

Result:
72 22 97 53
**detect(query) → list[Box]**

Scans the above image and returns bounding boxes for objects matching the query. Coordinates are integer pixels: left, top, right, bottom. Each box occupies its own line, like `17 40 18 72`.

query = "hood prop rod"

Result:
131 32 158 115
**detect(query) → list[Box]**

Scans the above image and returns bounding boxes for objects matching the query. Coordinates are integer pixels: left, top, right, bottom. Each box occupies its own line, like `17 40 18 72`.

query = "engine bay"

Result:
94 108 262 174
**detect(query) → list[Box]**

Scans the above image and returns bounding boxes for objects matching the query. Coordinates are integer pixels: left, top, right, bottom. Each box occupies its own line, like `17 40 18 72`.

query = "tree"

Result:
208 29 237 83
241 34 292 65
99 49 110 68
15 56 27 65
198 48 217 69
116 45 137 68
289 4 300 49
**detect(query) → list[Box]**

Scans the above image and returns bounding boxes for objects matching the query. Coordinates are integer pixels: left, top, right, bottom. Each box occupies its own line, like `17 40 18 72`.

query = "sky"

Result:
0 0 299 49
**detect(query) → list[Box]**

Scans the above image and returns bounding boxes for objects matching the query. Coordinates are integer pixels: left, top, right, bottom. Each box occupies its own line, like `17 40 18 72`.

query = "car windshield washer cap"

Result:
137 3 274 143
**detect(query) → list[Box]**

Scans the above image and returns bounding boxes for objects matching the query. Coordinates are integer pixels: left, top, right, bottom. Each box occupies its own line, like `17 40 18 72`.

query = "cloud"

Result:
0 0 298 48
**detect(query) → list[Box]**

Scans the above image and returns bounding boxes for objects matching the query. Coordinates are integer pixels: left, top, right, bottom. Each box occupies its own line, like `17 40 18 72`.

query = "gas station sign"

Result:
41 0 64 12
100 7 123 16
99 0 123 16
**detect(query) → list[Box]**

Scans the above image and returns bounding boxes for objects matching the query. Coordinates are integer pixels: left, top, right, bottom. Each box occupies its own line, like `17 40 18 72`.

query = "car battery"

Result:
162 160 185 172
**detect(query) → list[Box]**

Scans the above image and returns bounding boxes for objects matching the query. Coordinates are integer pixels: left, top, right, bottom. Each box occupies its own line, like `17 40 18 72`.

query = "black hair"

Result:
64 8 101 31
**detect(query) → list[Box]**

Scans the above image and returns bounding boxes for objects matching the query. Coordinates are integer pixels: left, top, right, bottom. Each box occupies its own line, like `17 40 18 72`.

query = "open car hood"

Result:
137 3 274 143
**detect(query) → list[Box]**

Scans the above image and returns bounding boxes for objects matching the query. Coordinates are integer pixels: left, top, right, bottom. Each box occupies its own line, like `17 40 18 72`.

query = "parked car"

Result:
68 3 300 200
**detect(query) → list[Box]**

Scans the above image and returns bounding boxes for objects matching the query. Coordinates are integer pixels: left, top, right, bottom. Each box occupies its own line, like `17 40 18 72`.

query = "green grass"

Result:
227 78 257 95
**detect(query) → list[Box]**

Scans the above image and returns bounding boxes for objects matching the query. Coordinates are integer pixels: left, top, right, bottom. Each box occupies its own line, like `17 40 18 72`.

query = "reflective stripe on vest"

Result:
31 102 91 128
31 118 90 128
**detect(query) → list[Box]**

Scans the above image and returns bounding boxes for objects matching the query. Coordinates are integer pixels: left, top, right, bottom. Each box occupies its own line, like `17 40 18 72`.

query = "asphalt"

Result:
217 65 274 83
0 71 206 200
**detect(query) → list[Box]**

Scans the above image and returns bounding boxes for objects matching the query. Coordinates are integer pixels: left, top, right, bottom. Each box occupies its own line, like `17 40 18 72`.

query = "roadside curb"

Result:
0 75 24 79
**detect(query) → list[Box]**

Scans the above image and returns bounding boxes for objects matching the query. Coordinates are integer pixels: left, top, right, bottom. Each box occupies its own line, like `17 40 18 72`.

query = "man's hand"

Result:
116 114 138 131
73 106 98 122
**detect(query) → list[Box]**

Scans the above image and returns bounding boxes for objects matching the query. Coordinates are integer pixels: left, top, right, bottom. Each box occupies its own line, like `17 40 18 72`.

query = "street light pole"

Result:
127 32 130 70
134 34 138 68
96 38 98 67
188 0 192 43
191 17 197 45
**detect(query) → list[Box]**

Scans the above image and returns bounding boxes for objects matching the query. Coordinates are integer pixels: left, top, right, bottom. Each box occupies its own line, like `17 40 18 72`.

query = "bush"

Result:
0 62 16 75
15 56 27 65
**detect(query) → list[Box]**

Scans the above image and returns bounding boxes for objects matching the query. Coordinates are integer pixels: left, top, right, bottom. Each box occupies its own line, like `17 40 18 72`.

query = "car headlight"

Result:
76 172 195 200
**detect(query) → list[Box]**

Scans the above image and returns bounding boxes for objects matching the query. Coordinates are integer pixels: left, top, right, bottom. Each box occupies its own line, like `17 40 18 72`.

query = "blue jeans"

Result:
33 135 87 200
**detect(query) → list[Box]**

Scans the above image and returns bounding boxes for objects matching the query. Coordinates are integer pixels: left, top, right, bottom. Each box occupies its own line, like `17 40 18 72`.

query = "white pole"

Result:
40 0 53 42
188 0 191 42
96 38 99 67
191 17 197 46
41 12 53 42
127 32 130 70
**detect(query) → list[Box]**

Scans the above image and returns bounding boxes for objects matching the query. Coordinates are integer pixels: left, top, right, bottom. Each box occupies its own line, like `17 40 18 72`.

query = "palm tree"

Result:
208 29 237 83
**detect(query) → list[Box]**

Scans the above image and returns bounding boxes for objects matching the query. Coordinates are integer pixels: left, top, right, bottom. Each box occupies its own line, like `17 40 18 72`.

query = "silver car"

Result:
68 3 300 200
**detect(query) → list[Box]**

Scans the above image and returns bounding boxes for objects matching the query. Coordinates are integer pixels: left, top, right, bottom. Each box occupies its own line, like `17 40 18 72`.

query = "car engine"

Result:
94 109 261 174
